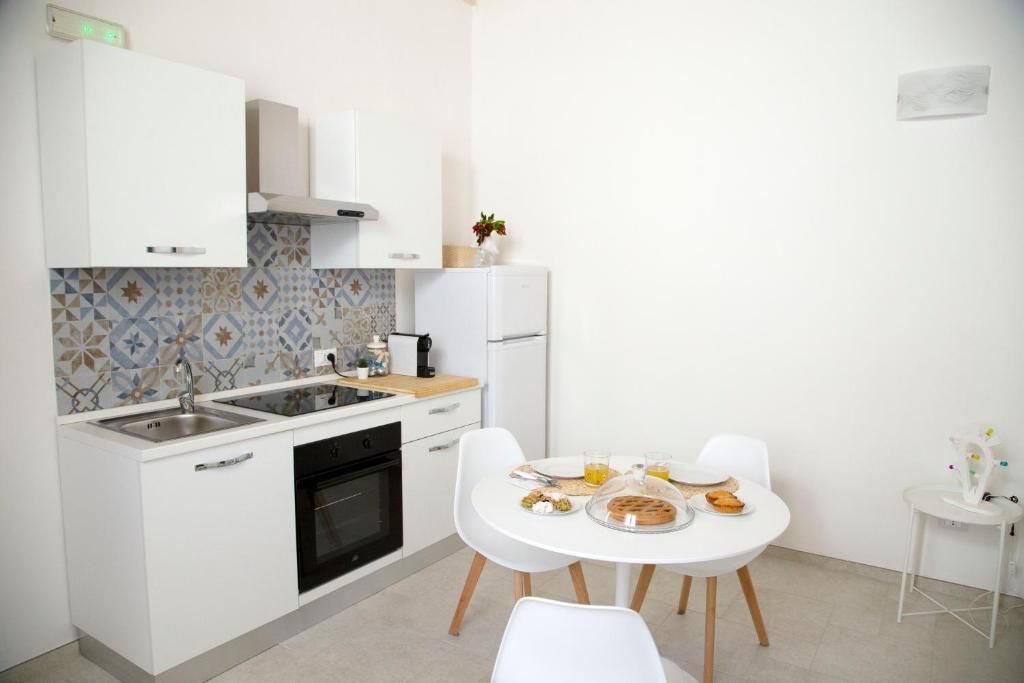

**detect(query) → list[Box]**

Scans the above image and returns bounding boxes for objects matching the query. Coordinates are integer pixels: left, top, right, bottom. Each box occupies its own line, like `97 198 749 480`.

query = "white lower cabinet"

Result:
403 423 479 556
141 432 298 672
58 431 297 675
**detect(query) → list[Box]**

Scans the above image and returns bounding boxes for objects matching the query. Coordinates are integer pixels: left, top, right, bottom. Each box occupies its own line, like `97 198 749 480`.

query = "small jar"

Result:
366 335 390 376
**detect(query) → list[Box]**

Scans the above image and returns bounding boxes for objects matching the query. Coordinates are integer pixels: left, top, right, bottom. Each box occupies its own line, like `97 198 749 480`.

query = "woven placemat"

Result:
513 464 739 499
671 476 739 499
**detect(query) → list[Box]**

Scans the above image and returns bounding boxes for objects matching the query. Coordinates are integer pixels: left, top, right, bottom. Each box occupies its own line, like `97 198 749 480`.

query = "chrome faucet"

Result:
174 358 195 414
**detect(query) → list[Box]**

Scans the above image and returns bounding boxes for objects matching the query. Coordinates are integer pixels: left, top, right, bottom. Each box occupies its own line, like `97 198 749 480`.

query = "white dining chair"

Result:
448 428 590 636
492 597 696 683
630 434 771 683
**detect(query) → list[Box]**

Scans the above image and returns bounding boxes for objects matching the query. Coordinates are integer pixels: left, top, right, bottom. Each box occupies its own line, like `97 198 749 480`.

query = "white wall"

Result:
472 0 1024 595
0 0 472 669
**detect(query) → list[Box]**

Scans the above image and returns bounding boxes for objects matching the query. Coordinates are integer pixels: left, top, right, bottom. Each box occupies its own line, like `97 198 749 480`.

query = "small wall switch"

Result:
941 519 967 530
313 348 337 368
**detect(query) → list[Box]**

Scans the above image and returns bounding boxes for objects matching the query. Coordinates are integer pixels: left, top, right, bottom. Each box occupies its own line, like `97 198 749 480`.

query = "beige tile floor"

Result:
3 547 1023 683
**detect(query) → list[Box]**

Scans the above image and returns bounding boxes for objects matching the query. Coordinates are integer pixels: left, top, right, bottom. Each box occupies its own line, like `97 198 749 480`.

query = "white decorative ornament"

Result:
897 65 990 120
943 425 1007 516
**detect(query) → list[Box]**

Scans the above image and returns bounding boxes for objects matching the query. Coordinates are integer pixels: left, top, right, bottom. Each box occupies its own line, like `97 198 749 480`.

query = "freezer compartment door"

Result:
487 267 548 341
485 335 547 460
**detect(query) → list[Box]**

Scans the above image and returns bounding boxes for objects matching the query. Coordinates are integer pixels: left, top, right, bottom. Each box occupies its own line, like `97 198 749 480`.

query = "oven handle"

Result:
296 453 401 491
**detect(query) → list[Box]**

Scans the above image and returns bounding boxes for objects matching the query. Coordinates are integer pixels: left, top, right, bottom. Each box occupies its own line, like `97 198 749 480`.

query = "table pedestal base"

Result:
614 562 632 607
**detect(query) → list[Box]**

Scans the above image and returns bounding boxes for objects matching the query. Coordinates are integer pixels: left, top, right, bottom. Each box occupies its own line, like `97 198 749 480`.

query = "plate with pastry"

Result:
520 491 580 516
690 490 755 516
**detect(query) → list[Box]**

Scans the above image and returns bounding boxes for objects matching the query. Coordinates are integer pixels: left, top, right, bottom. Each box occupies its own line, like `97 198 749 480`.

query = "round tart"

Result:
606 495 677 525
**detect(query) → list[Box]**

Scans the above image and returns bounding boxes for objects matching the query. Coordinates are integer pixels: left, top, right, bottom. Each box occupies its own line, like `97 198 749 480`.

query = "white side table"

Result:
897 485 1023 647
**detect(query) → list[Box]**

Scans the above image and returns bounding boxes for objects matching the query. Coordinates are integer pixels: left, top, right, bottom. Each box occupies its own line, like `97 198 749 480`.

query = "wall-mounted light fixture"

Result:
897 65 990 120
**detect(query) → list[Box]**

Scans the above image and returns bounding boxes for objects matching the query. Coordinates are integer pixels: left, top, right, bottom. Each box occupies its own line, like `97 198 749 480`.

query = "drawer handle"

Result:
388 252 420 260
195 452 253 471
147 246 207 255
428 402 460 415
428 439 460 453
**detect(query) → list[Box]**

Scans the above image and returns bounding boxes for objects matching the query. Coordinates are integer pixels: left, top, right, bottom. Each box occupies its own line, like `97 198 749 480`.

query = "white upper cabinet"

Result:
36 41 247 267
309 111 441 269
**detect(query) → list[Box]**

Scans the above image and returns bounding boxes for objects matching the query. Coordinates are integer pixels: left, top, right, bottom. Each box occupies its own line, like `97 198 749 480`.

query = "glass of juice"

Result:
644 452 672 481
584 450 611 487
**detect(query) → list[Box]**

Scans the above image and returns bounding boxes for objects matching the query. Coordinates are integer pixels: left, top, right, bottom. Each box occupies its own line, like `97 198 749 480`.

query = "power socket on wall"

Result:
313 348 337 368
941 519 967 530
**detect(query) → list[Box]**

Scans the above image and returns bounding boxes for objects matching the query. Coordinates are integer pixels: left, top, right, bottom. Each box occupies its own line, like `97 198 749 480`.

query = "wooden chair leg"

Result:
703 576 716 683
523 572 532 597
514 571 529 601
630 564 656 612
567 561 591 605
736 565 769 646
677 575 693 614
448 551 486 636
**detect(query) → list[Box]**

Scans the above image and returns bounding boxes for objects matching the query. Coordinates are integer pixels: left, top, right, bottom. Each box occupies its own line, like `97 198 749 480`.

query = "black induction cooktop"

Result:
214 382 395 417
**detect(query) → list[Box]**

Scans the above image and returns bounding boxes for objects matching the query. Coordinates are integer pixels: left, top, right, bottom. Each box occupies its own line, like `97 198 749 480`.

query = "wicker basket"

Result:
443 245 481 268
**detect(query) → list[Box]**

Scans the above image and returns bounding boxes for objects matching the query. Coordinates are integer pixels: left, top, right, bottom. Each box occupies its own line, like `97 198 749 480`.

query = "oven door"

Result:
295 452 402 593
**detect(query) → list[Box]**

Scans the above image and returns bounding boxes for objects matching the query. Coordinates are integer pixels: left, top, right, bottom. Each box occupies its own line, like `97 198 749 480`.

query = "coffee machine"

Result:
388 333 435 378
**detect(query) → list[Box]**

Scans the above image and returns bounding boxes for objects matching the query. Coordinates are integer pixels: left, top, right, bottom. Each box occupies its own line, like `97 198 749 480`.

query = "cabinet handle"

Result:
388 253 420 260
428 402 460 415
195 452 253 471
147 246 207 255
428 439 461 453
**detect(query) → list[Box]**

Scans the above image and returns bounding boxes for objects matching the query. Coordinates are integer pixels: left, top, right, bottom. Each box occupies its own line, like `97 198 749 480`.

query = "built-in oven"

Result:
294 422 402 593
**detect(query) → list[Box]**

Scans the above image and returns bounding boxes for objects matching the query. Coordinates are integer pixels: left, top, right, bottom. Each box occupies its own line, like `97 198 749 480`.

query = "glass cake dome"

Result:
585 464 695 533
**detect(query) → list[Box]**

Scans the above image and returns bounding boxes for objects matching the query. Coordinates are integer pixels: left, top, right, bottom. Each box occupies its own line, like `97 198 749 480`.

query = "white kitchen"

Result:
1 2 1022 683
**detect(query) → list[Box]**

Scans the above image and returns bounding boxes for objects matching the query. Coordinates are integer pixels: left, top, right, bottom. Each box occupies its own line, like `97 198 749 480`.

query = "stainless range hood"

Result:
246 100 378 223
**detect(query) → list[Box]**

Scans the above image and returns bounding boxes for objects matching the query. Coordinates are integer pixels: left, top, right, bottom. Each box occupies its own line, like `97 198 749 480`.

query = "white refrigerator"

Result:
414 266 548 460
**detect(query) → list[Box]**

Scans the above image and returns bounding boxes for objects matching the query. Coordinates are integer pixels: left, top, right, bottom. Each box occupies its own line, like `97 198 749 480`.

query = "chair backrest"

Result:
455 428 526 547
492 598 668 683
697 434 771 490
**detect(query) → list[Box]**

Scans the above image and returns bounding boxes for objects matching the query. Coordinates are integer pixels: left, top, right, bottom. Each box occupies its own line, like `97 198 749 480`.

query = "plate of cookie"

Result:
520 491 580 516
690 490 755 516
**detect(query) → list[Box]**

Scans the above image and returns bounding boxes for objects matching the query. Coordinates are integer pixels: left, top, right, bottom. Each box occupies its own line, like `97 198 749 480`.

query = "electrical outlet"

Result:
313 348 337 368
941 519 967 530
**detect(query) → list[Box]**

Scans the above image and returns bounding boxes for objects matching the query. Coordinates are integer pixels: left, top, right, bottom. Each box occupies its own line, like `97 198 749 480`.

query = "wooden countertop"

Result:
335 373 479 398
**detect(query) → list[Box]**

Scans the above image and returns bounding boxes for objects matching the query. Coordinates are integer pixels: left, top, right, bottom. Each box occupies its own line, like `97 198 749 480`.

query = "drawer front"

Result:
402 423 479 556
401 390 481 443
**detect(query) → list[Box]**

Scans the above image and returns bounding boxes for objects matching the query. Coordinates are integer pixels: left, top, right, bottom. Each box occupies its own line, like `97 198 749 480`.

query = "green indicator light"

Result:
81 23 94 35
104 29 117 42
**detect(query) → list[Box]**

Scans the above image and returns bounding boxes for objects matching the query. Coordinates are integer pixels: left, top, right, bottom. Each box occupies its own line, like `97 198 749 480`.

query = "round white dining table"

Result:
471 455 791 607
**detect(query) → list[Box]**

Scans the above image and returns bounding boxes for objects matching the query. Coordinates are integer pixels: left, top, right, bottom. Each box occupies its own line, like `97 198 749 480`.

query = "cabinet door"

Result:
403 424 479 556
355 113 442 269
85 42 245 266
140 432 297 673
67 42 245 267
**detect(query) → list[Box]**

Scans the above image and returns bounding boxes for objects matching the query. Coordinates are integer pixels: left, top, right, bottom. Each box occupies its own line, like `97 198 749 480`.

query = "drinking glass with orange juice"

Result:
584 450 611 487
644 452 672 481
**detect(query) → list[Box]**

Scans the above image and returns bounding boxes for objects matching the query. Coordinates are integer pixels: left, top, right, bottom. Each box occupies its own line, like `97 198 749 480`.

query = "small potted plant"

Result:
355 357 370 380
472 212 507 265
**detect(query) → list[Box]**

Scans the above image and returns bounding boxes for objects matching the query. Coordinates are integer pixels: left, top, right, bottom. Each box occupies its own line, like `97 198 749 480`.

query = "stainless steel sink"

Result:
93 406 264 443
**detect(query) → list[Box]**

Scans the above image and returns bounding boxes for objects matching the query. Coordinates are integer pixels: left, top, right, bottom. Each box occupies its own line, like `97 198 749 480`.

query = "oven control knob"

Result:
330 445 339 459
362 437 373 449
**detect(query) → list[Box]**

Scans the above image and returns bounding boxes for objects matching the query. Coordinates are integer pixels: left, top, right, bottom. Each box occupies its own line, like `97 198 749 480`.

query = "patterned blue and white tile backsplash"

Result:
50 223 397 415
